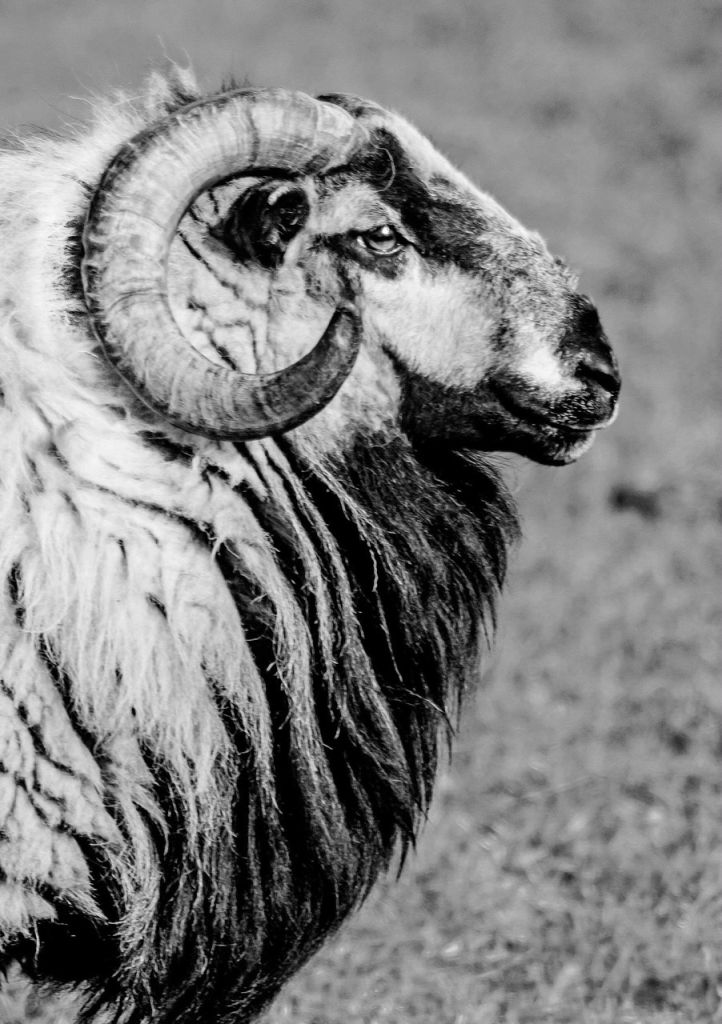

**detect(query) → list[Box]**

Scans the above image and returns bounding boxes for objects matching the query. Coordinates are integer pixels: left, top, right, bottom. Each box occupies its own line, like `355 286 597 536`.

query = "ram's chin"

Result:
510 423 598 466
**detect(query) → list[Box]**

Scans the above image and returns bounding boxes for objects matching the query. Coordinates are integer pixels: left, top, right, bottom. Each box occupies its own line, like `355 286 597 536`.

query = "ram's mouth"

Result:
389 356 618 465
486 382 617 466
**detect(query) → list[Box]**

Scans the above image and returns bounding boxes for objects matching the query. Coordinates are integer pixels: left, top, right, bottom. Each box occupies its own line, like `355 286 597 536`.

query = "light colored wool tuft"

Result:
0 70 342 942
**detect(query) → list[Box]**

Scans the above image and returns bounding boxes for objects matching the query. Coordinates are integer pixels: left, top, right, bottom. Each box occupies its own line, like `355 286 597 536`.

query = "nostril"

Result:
577 345 621 397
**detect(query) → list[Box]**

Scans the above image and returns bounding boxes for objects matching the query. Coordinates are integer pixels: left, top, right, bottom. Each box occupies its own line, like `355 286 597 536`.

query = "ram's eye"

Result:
356 224 404 256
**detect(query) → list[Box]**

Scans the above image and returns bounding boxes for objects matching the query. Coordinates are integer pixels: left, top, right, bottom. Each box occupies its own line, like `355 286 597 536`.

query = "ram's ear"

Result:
221 181 310 269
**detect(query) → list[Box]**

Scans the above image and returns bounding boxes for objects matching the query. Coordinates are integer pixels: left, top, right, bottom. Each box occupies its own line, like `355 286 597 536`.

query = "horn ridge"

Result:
82 88 367 439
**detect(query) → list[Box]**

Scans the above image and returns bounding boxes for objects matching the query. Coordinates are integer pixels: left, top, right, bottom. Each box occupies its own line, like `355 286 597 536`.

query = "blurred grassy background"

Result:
1 1 720 1022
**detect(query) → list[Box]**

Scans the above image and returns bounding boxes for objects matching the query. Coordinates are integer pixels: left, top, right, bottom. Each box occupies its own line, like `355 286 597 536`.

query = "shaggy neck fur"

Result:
10 427 515 1024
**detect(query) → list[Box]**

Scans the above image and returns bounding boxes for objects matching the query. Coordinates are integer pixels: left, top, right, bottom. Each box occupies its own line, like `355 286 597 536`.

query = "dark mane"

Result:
22 430 516 1024
158 432 514 1021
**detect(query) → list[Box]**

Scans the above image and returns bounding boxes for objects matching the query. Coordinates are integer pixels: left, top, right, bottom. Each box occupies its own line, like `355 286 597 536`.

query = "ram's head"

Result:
82 88 620 464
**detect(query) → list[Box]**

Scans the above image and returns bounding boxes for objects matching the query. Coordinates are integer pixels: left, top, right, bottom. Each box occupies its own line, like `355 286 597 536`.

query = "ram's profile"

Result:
0 69 620 1023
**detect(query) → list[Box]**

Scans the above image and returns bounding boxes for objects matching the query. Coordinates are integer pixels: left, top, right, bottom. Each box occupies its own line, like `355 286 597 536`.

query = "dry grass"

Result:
1 1 720 1022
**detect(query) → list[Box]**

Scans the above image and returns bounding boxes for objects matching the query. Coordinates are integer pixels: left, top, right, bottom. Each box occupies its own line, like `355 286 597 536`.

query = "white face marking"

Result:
515 338 571 392
362 262 497 388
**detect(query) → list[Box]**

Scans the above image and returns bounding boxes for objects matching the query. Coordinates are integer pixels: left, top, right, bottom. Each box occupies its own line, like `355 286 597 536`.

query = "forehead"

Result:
322 104 521 234
319 105 546 274
318 95 470 189
368 109 463 181
335 105 473 197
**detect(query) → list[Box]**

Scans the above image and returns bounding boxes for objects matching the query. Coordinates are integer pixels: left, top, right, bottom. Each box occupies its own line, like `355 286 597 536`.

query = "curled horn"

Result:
81 88 367 440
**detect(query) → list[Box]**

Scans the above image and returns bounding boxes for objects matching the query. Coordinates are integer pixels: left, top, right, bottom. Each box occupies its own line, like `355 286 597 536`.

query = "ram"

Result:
0 69 619 1023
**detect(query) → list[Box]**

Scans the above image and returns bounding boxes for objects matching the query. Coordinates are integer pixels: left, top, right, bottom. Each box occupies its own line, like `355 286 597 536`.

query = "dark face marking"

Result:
323 129 497 275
